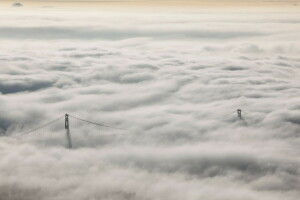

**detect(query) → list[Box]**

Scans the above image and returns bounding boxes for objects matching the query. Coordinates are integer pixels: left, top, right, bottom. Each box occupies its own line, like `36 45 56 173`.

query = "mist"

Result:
0 5 300 200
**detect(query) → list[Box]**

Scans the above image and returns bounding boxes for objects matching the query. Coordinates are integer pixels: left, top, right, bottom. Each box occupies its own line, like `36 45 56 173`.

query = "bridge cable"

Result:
13 115 64 138
68 114 127 131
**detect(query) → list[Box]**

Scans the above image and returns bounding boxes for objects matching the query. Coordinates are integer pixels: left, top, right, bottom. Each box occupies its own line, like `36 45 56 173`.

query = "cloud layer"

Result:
0 7 300 200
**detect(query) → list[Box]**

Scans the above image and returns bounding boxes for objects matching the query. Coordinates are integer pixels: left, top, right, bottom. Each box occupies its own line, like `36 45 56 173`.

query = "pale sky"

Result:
2 0 300 7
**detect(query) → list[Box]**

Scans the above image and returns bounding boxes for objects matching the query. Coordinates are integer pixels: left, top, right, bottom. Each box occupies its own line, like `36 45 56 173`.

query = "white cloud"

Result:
0 7 300 200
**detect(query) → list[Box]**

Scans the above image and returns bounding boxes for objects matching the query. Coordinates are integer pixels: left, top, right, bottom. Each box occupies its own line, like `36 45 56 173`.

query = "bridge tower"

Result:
237 109 242 119
65 114 72 149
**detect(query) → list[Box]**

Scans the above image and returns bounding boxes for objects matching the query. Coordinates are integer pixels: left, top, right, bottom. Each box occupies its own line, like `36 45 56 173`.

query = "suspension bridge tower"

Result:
65 114 72 149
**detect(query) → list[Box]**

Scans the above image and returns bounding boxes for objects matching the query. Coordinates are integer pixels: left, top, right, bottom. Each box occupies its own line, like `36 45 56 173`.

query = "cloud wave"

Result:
0 7 300 200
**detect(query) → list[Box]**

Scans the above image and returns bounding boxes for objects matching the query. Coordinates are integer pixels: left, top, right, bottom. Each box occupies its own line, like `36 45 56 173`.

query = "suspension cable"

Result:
12 115 64 137
68 114 127 131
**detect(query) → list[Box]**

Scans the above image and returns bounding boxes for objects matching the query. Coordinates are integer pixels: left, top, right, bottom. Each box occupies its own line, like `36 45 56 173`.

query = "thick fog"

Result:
0 6 300 200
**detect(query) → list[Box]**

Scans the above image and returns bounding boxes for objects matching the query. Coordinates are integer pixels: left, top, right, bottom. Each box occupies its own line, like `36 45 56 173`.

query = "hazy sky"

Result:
2 0 300 8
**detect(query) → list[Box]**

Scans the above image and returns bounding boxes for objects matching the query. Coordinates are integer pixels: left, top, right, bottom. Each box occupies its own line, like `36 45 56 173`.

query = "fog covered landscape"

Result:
0 1 300 199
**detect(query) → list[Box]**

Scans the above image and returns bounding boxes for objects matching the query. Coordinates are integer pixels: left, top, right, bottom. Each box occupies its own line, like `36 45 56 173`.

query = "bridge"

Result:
5 113 127 149
3 109 246 149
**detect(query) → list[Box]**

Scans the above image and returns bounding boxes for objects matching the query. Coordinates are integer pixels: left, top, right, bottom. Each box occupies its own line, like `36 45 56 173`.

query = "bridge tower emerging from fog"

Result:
65 114 73 149
237 109 242 119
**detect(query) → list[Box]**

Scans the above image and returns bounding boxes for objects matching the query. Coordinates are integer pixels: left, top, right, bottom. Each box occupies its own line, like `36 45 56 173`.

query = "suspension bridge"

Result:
5 113 128 149
3 109 247 149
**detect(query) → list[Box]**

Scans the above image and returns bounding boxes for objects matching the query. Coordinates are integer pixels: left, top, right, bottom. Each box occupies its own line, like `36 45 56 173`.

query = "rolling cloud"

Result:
0 6 300 200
